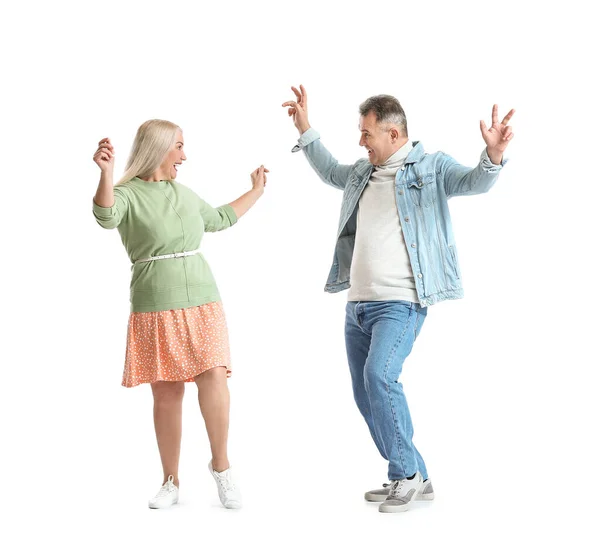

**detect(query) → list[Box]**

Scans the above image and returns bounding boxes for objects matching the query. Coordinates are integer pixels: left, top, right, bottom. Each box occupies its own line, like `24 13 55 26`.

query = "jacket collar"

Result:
405 141 425 165
355 141 425 179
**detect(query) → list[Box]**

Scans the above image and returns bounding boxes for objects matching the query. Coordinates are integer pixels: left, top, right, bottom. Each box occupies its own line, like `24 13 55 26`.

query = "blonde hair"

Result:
117 119 181 185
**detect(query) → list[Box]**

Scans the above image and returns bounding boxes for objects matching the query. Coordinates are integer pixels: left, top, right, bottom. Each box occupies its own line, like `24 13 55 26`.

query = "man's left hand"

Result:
480 104 515 165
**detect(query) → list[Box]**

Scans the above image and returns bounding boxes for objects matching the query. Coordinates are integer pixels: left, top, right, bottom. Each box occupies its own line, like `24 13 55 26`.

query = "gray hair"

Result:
359 95 408 136
117 119 181 184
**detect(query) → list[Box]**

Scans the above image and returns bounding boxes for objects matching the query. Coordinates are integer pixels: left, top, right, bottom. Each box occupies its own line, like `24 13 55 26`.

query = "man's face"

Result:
359 111 395 166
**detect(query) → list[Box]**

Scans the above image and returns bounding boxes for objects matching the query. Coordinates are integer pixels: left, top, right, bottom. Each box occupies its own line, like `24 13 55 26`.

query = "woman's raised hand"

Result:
93 137 115 172
250 165 269 194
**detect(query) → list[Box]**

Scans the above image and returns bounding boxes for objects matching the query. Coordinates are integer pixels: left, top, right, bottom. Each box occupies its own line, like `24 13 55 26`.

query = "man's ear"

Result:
389 127 400 143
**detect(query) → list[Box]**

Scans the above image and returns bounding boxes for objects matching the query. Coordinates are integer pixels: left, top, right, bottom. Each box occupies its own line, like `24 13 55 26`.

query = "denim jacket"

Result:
292 128 507 307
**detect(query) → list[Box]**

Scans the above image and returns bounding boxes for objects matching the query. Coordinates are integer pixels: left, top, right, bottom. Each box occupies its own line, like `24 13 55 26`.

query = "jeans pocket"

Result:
413 310 427 342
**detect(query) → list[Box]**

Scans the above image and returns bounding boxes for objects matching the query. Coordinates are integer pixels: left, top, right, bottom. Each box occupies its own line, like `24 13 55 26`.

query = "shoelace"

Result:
215 471 236 492
388 480 406 498
383 479 425 497
155 476 176 497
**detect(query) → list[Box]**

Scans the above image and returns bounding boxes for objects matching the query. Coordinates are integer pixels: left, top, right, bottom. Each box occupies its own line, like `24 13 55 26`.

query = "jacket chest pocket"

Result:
347 171 363 189
406 174 436 207
344 174 365 204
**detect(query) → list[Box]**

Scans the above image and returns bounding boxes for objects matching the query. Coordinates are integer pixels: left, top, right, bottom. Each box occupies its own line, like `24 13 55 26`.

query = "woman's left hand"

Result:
250 165 269 194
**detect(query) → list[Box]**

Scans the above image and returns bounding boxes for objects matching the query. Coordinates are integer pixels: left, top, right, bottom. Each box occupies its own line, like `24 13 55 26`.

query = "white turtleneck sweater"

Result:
347 140 418 303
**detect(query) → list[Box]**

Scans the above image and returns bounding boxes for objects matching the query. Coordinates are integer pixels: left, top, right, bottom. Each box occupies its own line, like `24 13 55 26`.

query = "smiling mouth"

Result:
174 163 182 171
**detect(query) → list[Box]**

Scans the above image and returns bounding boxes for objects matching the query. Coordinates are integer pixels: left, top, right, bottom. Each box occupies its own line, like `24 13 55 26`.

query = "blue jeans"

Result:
345 300 428 481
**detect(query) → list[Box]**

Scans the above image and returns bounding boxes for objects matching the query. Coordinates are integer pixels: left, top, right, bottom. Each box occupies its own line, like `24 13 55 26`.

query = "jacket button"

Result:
418 273 423 279
399 190 404 195
411 243 416 248
405 217 410 222
418 181 423 187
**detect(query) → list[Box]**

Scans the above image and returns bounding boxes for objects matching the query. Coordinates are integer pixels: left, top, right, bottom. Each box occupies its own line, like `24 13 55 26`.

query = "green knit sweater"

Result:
93 177 238 313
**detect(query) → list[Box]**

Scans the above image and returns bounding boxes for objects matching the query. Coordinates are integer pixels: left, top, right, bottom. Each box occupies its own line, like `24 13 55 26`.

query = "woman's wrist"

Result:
100 170 114 184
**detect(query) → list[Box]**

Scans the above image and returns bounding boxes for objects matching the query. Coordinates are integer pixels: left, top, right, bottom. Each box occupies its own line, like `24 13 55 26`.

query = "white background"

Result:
2 0 599 541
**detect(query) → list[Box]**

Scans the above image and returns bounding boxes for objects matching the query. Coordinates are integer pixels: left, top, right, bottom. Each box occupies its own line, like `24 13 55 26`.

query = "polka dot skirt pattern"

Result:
122 301 231 388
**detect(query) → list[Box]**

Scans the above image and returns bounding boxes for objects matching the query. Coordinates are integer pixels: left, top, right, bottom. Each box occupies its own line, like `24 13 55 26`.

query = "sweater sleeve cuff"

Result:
291 127 320 153
220 204 238 225
481 148 508 171
92 198 115 218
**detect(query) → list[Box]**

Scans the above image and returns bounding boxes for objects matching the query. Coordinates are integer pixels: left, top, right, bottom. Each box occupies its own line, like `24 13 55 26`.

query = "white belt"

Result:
135 248 201 264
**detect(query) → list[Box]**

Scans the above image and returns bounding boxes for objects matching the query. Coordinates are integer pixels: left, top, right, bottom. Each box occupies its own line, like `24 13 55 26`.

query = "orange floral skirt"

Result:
122 301 231 388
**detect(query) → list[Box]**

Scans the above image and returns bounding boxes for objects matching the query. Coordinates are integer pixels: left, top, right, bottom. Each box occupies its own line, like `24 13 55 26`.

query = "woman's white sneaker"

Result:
208 462 242 509
378 472 424 513
148 475 179 509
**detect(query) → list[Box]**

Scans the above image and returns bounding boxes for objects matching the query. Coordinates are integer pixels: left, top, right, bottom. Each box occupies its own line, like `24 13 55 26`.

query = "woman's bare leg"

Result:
194 367 230 472
150 381 185 486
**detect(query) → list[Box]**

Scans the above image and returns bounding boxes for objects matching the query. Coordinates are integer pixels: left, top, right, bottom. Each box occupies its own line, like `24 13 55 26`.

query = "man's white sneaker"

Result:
365 478 435 502
148 475 179 509
208 462 242 509
378 472 424 513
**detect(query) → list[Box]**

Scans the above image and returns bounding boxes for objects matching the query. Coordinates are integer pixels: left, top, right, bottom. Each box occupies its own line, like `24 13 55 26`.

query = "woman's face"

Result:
160 129 187 180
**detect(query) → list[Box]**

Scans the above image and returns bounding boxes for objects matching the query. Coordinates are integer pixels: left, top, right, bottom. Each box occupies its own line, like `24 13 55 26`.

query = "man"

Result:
282 85 514 514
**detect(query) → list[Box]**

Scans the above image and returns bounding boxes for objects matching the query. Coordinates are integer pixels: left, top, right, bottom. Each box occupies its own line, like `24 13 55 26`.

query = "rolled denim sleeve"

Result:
291 127 321 153
290 128 355 190
442 149 508 198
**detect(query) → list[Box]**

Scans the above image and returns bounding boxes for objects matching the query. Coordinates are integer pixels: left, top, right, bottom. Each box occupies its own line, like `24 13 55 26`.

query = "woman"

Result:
92 119 267 510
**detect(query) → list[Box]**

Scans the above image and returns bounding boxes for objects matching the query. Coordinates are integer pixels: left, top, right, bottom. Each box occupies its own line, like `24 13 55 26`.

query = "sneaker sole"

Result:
148 496 178 509
418 492 435 501
365 491 434 502
379 491 420 513
364 492 389 502
379 502 411 513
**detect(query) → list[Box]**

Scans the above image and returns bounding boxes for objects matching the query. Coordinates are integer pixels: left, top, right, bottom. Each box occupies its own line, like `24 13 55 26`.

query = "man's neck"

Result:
380 137 410 165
